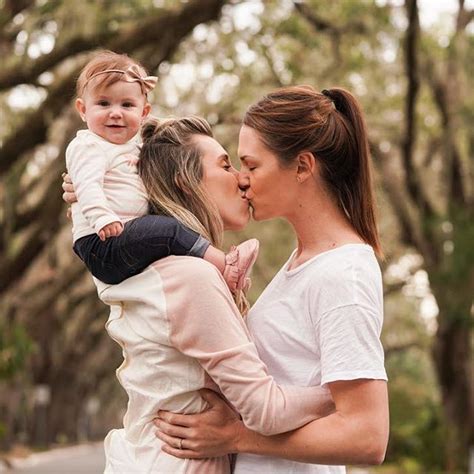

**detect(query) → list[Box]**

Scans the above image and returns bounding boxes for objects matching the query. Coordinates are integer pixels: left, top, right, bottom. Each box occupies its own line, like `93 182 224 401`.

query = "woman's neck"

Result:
286 189 364 269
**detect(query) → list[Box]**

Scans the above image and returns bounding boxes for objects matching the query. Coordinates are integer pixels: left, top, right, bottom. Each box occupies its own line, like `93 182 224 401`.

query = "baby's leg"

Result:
116 215 211 277
74 215 211 284
118 216 259 292
75 215 259 289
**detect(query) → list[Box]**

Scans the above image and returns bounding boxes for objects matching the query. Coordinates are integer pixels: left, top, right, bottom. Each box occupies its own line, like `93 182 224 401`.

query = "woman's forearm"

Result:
236 380 389 466
237 409 387 465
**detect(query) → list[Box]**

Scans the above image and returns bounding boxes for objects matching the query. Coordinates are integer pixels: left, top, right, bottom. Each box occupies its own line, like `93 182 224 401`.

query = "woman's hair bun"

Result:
141 116 162 142
141 117 179 142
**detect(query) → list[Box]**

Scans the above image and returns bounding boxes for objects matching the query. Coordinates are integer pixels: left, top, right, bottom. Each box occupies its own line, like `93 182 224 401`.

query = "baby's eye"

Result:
98 100 109 106
123 102 134 108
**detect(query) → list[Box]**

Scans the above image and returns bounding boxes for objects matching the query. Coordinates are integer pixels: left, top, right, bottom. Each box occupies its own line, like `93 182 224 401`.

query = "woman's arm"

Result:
236 379 388 465
155 378 388 466
159 258 334 436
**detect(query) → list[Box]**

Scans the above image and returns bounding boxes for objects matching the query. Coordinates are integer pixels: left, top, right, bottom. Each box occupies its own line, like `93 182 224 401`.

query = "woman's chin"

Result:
223 211 250 231
250 208 272 222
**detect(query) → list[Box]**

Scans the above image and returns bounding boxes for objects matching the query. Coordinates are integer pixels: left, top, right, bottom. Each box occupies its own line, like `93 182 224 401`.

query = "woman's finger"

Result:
160 443 201 460
154 430 186 452
157 411 196 427
154 419 189 439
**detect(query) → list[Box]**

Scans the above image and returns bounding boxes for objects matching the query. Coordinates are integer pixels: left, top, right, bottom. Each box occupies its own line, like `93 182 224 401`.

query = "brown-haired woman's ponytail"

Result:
244 85 383 258
324 88 383 258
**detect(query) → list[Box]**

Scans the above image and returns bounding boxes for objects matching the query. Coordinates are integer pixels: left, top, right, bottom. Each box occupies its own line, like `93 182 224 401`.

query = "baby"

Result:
66 50 258 291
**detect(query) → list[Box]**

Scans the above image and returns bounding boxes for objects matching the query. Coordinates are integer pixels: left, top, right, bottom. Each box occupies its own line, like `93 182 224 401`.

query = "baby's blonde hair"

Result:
76 50 148 97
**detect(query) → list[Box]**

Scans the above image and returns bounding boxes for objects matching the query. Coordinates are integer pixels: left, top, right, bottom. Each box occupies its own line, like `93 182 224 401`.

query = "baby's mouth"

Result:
106 124 126 128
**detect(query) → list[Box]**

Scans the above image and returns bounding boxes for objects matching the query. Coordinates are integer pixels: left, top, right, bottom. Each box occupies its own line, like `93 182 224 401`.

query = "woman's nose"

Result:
238 172 250 190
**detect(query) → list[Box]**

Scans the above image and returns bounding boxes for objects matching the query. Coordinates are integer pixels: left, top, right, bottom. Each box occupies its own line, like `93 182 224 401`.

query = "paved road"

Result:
4 443 105 474
2 444 375 474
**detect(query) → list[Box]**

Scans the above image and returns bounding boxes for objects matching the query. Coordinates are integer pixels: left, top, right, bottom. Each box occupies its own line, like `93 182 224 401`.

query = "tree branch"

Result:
401 0 435 219
0 32 114 90
0 0 228 177
293 2 367 36
371 142 440 267
420 1 470 208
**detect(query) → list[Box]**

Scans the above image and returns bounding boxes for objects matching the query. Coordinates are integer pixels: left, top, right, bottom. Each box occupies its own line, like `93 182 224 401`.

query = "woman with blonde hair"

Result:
65 115 334 473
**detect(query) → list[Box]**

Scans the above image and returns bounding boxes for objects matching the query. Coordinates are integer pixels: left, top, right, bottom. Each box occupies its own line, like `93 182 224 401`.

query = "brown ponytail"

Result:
243 85 383 257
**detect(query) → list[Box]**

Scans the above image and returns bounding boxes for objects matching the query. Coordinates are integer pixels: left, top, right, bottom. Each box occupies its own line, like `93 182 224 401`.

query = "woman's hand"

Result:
61 172 77 204
154 389 244 459
61 172 76 219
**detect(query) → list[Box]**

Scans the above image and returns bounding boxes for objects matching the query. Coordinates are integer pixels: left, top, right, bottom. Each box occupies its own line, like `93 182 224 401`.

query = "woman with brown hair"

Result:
154 86 389 473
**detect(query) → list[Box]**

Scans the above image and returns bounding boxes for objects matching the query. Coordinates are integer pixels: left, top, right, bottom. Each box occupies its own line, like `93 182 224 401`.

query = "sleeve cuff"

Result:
321 369 388 387
94 215 122 233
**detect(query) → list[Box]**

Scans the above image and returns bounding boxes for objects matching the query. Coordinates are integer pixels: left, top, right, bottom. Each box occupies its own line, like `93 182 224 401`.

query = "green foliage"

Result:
0 318 34 380
386 349 445 471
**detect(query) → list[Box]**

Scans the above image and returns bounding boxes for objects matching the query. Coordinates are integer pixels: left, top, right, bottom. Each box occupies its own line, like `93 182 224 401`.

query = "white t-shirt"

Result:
235 244 388 474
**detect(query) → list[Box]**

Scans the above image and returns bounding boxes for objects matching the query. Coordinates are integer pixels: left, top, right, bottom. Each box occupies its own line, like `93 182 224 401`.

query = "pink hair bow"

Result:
122 65 157 94
83 65 158 94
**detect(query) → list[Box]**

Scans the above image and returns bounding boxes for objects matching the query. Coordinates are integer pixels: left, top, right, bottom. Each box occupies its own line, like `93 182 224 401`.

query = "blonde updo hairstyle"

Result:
138 116 249 315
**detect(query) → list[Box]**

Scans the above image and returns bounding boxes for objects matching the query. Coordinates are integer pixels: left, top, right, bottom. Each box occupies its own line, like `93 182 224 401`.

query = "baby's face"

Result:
76 80 151 144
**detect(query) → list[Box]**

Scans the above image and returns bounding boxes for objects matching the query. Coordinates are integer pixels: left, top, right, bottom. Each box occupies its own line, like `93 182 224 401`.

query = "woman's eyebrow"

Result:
240 155 255 163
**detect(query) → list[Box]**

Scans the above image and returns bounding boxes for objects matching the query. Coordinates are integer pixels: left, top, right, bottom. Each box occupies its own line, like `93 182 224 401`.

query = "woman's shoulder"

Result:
151 256 225 289
303 245 383 313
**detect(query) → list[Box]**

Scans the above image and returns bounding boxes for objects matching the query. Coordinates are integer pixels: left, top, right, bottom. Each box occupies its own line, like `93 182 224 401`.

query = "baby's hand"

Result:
99 221 123 241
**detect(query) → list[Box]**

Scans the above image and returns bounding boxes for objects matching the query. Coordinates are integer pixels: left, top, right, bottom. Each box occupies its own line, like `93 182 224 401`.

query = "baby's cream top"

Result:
65 129 148 242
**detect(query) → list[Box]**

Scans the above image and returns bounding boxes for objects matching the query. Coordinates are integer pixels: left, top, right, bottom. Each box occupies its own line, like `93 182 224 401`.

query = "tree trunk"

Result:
431 211 474 472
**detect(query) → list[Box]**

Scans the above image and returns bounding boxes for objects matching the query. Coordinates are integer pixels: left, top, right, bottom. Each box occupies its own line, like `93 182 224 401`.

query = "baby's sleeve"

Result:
162 259 333 436
66 139 121 233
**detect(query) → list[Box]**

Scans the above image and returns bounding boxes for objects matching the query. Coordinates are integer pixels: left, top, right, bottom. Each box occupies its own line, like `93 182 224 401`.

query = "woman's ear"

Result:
296 151 317 183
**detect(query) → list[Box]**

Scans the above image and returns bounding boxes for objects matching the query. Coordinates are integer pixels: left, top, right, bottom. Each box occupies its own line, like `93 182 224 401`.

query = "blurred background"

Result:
0 0 472 472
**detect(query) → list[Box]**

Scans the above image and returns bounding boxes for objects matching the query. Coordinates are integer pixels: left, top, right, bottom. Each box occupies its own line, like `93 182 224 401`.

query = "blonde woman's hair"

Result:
138 116 249 315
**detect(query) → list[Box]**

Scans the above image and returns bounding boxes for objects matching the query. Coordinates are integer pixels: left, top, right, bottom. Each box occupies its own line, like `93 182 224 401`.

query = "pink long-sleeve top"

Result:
97 257 332 474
